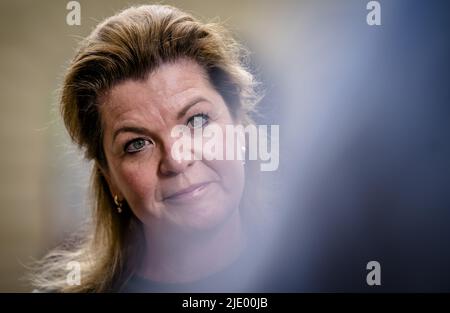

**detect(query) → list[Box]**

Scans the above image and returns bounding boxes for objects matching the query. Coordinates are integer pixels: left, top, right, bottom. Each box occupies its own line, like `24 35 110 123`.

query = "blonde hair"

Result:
30 4 261 292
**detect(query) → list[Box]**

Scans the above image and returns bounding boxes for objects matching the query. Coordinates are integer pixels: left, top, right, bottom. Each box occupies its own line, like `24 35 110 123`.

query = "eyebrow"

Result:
112 96 210 143
176 96 209 119
112 126 150 144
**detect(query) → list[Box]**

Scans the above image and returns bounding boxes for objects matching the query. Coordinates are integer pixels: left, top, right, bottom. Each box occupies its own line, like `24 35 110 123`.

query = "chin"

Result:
162 182 241 229
165 197 241 232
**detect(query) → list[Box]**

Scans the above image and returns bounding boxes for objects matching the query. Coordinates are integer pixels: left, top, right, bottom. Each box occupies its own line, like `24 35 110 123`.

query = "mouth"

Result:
163 182 214 202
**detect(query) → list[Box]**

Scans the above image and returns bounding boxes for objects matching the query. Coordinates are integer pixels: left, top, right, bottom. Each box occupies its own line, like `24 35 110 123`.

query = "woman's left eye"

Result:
187 113 209 129
124 138 152 153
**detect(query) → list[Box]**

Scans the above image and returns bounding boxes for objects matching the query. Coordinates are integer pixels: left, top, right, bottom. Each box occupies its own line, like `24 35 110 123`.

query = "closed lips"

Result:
163 182 213 200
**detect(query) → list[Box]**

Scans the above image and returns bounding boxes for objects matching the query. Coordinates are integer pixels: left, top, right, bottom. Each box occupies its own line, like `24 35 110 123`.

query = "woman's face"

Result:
99 59 245 231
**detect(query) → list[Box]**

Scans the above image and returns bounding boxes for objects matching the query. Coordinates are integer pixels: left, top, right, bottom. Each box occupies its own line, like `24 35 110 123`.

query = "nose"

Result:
158 138 194 176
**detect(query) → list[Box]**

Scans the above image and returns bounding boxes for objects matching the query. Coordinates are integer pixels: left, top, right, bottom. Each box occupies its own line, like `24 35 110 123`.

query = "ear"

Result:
96 161 122 200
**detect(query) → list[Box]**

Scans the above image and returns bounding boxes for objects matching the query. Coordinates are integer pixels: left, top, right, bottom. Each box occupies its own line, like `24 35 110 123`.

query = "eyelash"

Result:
187 112 210 128
124 138 153 154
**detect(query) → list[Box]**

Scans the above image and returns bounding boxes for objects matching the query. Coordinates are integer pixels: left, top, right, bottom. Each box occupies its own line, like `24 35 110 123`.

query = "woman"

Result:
31 4 267 292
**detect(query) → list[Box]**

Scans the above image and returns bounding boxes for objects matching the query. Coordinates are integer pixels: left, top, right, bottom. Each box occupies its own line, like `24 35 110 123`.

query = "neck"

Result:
137 210 246 283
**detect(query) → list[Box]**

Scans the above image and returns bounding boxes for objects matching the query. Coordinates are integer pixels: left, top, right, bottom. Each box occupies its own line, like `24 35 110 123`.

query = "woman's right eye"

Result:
124 138 152 153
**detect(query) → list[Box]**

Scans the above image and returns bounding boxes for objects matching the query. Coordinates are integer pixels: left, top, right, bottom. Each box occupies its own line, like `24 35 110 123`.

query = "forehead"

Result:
99 59 216 129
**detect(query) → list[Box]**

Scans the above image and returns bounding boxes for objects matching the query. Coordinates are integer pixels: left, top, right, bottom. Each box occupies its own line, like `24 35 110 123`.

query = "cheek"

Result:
203 120 245 199
209 158 245 197
114 159 159 208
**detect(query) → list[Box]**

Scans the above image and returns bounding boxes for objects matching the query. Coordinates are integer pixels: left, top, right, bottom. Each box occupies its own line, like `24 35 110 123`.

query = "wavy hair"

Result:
30 4 262 292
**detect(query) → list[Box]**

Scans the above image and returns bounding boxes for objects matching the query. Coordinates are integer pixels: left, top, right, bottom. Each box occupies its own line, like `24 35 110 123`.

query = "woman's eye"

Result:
187 113 209 129
124 138 152 153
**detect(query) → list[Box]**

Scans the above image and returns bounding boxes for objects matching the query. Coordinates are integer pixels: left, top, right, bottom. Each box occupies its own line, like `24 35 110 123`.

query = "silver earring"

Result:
114 195 123 213
241 146 246 164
